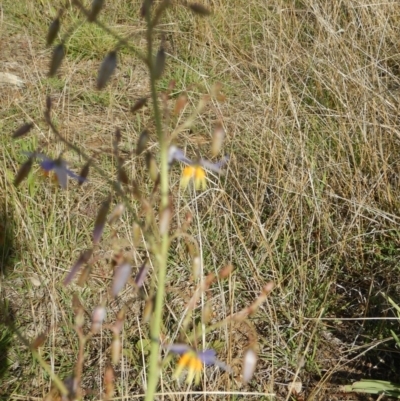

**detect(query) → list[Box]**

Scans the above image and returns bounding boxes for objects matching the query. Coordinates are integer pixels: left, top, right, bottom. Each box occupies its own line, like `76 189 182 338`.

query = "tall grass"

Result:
1 0 400 400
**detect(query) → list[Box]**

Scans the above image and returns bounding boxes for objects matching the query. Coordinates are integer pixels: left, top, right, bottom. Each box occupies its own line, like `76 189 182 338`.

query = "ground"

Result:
1 0 400 400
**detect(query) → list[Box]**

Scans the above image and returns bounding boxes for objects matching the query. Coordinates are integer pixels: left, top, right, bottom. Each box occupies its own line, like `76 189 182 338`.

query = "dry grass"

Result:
1 0 400 400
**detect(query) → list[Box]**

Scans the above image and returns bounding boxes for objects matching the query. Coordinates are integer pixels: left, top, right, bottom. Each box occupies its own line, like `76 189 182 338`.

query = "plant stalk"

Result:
144 4 170 400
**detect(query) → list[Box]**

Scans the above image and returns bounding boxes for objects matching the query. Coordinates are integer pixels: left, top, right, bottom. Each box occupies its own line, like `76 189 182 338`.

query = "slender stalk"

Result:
144 3 170 400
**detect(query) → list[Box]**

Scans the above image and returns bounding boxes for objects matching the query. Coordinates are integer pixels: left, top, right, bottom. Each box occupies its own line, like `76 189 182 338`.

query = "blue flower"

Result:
168 146 229 191
168 343 231 384
26 152 86 189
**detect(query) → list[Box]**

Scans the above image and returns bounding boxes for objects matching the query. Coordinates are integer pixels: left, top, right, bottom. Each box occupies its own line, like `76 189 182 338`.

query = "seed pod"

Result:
111 334 121 364
192 255 201 279
211 121 225 157
91 306 107 333
112 308 125 335
174 93 187 115
64 249 93 285
93 197 111 244
145 152 158 182
108 203 125 225
88 0 104 22
187 3 211 16
140 0 154 18
111 262 132 298
75 307 85 329
78 161 90 185
134 261 148 288
131 97 147 113
142 295 154 323
97 51 117 90
47 17 60 46
49 44 65 77
202 302 213 324
136 130 149 155
104 364 115 400
159 206 171 236
77 264 92 287
154 47 166 80
14 157 33 186
242 348 257 384
117 163 129 185
31 333 47 350
132 222 141 245
12 122 34 139
219 264 233 279
46 96 52 113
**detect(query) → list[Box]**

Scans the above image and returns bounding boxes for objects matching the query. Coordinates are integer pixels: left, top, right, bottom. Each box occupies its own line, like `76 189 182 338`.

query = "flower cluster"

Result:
168 146 228 191
25 152 86 189
168 343 231 385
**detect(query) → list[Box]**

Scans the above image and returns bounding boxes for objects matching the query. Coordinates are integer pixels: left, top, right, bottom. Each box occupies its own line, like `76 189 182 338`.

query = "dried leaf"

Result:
12 123 34 139
136 130 149 155
154 47 166 80
93 198 111 244
14 157 33 187
131 97 147 113
187 2 211 16
63 249 93 285
49 44 65 77
111 262 132 297
97 51 117 90
47 18 60 46
88 0 104 22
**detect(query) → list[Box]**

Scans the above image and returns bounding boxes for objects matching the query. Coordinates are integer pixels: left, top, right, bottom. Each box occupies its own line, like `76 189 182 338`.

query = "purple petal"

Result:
40 159 56 172
200 155 229 173
168 146 192 165
197 349 217 365
66 167 87 183
54 166 68 189
198 349 232 372
168 343 191 355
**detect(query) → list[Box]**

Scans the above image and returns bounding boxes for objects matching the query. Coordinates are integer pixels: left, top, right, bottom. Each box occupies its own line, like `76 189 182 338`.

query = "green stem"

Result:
144 4 170 400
